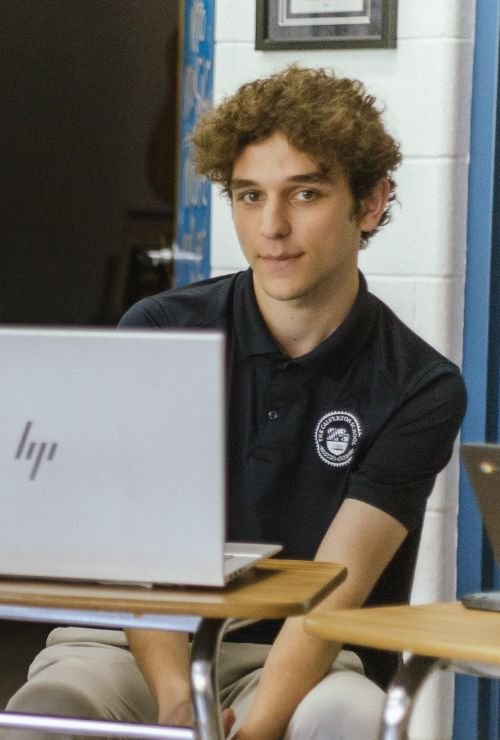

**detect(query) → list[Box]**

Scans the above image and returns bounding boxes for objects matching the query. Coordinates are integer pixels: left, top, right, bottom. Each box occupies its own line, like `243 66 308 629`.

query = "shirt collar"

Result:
234 269 280 356
233 269 379 375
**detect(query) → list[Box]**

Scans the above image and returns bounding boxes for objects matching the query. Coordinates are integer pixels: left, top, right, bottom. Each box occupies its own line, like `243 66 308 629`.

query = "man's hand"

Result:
222 709 237 736
126 629 236 737
158 700 236 737
158 698 193 727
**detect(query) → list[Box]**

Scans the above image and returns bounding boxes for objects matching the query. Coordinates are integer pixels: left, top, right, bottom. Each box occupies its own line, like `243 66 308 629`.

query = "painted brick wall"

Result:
210 2 476 737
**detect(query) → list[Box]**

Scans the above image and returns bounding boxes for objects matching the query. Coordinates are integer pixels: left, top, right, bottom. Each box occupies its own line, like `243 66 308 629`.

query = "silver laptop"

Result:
461 442 500 610
0 327 281 587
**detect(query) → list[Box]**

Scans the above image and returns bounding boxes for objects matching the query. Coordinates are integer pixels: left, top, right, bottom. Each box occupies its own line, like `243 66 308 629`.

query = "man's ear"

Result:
358 178 391 233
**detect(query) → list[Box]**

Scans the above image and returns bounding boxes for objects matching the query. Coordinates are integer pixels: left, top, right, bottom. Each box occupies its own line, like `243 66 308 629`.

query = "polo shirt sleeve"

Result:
117 296 172 328
347 364 467 532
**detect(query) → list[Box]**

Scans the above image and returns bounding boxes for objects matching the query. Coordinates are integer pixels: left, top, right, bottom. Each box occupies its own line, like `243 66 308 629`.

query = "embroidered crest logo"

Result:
315 411 361 468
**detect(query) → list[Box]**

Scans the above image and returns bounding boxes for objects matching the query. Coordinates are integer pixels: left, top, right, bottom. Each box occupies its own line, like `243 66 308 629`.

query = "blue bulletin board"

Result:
174 0 215 287
454 0 500 738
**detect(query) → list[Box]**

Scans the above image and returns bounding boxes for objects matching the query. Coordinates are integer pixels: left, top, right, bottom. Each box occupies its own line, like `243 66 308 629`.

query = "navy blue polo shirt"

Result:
119 269 466 688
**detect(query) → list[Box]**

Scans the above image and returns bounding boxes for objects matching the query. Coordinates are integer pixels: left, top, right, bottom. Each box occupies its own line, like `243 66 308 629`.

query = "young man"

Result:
4 66 466 740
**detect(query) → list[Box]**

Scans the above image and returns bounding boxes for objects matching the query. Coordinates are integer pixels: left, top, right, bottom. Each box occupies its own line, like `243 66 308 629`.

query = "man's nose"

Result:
259 198 291 239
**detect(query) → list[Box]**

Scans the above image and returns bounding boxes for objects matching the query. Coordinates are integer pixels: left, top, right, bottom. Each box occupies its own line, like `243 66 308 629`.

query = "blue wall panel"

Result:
455 0 500 737
174 0 214 287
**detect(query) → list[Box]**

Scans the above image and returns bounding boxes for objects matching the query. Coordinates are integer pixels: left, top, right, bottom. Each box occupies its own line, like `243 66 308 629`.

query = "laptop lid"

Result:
460 443 500 610
461 443 500 561
0 327 241 587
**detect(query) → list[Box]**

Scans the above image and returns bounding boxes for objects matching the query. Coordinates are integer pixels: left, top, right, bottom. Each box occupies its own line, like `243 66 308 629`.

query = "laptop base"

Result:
462 591 500 612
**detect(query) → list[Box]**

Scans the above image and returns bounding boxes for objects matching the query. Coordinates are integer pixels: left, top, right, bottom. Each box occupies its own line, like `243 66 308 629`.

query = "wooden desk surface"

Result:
0 559 345 621
305 602 500 665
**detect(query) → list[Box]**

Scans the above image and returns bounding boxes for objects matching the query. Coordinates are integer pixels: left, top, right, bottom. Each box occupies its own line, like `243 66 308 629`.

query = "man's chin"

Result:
252 272 318 305
258 284 308 304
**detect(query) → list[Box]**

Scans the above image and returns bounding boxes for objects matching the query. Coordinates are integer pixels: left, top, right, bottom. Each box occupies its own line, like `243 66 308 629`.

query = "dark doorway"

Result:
0 0 179 326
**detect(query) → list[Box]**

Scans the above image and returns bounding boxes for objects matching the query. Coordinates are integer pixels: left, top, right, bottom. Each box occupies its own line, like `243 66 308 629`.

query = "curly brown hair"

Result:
192 65 401 243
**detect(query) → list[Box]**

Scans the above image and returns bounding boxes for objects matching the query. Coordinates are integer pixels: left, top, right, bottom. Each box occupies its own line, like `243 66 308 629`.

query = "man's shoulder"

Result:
369 292 463 387
118 271 245 329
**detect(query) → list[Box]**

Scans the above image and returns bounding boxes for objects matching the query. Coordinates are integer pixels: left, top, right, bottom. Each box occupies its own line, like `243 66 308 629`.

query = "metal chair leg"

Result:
190 618 229 740
379 655 448 740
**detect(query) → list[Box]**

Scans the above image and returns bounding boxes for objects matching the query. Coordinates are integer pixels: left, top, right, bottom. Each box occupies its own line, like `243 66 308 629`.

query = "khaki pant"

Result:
3 627 385 740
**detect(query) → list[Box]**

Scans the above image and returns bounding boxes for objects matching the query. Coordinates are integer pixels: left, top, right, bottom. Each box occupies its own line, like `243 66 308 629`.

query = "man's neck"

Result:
253 273 359 359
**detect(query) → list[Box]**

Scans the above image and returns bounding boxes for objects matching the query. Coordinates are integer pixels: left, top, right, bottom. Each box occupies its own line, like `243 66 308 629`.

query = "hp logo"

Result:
15 421 58 481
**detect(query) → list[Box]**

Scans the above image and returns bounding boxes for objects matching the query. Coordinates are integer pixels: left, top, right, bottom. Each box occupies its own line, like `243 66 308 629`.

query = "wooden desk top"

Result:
0 559 345 621
305 602 500 665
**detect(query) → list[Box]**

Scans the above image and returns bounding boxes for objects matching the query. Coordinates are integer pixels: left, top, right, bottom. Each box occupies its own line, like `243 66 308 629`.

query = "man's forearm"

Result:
235 501 408 739
125 629 191 723
233 617 340 740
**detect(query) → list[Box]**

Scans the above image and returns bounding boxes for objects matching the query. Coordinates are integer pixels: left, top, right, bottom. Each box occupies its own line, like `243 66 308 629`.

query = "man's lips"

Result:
259 253 303 262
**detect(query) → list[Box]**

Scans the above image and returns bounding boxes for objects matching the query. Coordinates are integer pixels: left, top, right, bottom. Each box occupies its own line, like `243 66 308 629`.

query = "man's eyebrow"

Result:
230 178 258 191
287 171 332 184
230 171 332 191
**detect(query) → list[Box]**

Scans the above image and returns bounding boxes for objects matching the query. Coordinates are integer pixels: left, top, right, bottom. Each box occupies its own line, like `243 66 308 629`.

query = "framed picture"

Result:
256 0 398 50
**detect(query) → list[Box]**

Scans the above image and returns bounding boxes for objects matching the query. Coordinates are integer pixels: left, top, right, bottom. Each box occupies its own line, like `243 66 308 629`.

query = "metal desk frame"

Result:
304 601 500 740
0 559 346 740
0 605 235 740
381 655 499 740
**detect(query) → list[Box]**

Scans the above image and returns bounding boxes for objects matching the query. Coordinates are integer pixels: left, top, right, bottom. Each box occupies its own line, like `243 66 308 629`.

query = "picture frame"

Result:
256 0 398 50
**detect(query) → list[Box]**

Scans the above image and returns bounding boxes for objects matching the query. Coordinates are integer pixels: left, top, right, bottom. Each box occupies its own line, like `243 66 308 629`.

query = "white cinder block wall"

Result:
210 2 476 738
